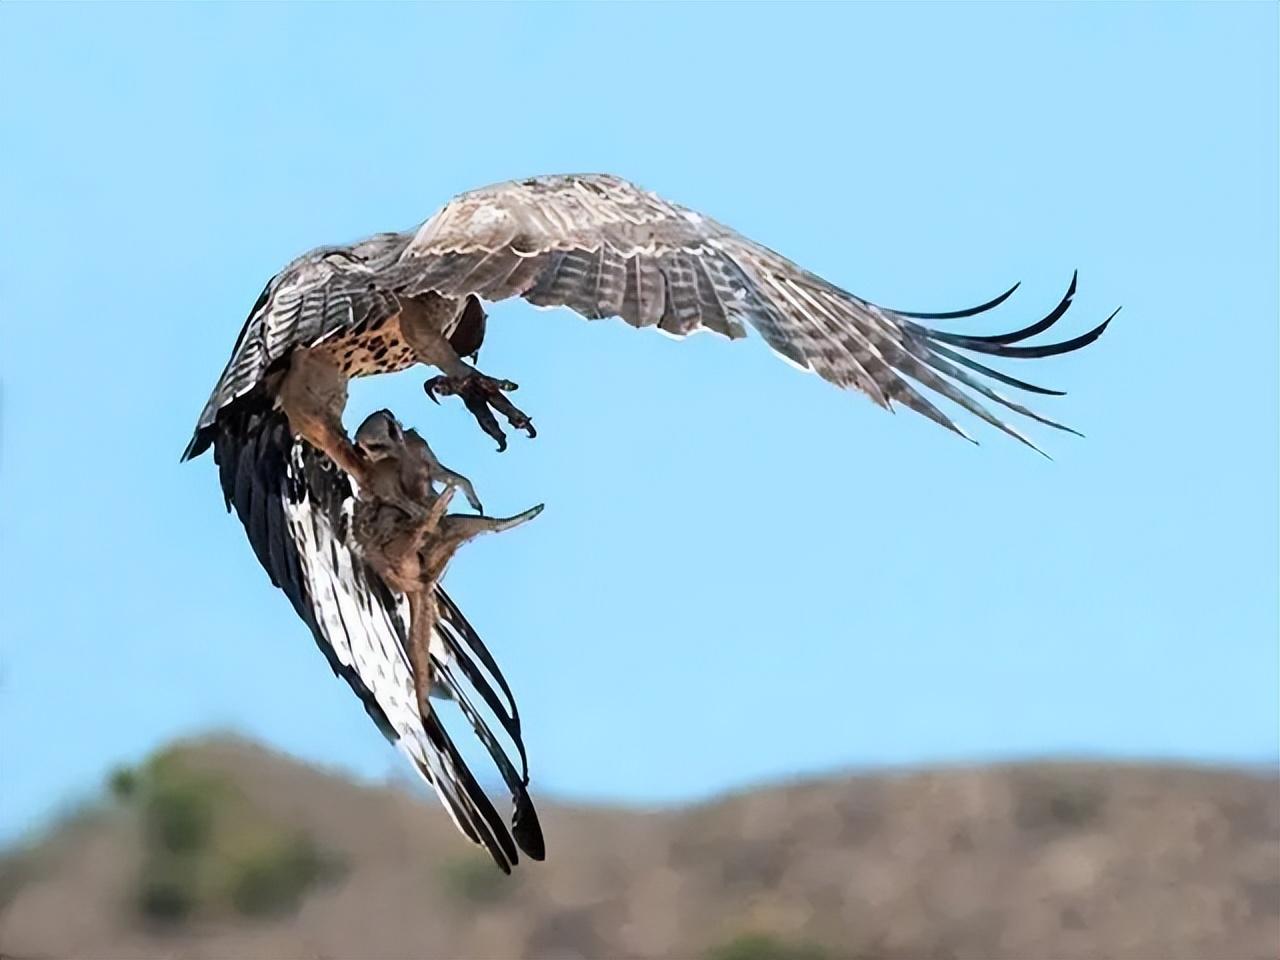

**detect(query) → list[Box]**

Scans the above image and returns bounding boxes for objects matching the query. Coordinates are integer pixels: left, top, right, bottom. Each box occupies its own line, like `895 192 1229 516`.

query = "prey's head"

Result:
354 409 406 462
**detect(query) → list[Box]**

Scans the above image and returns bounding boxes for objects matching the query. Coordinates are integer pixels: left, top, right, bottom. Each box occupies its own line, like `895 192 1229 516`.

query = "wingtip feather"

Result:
892 279 1022 320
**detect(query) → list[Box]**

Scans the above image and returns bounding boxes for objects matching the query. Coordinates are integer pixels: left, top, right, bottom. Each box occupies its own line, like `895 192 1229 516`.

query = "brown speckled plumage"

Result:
320 312 420 379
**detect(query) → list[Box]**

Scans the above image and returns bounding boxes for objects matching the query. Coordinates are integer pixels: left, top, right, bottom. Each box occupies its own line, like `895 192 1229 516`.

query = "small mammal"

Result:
352 406 484 516
350 409 542 714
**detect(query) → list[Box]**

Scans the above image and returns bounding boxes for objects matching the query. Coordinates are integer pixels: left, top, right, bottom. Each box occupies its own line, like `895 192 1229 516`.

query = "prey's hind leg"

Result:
417 504 544 584
278 349 375 492
441 504 544 542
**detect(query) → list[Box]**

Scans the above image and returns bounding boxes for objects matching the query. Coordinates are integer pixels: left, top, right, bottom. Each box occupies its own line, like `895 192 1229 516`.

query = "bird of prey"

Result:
183 173 1113 870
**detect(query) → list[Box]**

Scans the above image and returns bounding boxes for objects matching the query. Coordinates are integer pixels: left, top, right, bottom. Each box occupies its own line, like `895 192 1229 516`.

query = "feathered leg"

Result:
277 349 378 491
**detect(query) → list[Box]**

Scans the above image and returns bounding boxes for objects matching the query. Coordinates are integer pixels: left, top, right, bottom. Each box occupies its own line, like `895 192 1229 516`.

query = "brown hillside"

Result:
1 737 1276 960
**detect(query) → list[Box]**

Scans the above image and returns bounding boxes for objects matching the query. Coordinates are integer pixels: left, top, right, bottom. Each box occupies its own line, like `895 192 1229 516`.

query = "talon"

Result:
423 371 535 450
435 472 484 515
424 376 463 398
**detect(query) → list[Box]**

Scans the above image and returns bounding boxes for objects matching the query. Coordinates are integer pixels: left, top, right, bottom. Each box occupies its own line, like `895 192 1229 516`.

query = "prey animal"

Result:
350 410 545 862
183 173 1115 870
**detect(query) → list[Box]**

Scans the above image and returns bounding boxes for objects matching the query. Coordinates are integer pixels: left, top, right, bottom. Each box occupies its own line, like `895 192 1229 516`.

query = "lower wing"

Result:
208 400 543 871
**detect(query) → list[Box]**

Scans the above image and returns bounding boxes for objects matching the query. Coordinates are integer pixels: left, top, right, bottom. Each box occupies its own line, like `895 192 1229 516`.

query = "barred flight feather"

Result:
393 174 1113 451
208 403 542 873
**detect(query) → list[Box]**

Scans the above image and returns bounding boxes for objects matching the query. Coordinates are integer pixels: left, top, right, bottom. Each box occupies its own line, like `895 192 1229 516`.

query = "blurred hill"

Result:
1 736 1275 960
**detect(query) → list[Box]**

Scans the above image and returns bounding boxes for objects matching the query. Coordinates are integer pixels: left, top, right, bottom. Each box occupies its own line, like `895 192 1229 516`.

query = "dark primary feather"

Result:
914 273 1073 341
210 400 542 871
213 403 397 736
890 280 1022 320
432 657 545 860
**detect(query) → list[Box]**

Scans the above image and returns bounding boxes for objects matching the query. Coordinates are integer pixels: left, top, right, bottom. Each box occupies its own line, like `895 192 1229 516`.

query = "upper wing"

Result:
211 400 543 871
183 235 413 462
390 173 1115 452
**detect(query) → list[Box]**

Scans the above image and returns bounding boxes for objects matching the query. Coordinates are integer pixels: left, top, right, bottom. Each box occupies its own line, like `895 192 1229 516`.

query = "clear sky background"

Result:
1 3 1276 845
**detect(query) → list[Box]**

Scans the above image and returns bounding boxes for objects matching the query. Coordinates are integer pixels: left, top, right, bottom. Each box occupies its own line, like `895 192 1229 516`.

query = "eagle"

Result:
182 173 1113 872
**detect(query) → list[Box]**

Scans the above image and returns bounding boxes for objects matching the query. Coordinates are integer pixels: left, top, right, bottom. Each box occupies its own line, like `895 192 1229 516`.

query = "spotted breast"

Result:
316 310 423 379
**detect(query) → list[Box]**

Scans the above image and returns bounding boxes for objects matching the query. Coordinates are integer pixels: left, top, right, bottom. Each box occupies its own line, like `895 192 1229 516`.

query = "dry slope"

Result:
1 737 1275 960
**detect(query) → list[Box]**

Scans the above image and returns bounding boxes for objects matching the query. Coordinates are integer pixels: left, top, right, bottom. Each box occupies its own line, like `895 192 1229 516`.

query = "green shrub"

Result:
107 765 139 801
228 833 340 917
128 748 344 925
144 777 216 854
706 933 830 960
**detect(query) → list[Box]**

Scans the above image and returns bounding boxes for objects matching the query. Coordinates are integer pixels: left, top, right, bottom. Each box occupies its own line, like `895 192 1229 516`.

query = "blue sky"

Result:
1 3 1276 844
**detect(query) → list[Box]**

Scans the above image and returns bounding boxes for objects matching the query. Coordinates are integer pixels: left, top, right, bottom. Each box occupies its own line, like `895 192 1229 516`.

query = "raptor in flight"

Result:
183 173 1113 871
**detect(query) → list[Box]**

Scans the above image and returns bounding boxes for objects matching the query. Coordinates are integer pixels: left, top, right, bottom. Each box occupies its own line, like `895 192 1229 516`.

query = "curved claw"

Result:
424 371 534 452
436 472 484 514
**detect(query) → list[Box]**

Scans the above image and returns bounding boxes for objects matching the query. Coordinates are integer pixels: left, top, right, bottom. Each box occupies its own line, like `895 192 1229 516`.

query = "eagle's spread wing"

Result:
185 173 1111 462
211 402 543 872
391 173 1114 452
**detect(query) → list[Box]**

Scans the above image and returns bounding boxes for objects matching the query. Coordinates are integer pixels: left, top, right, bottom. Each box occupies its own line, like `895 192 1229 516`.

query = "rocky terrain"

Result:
1 737 1275 959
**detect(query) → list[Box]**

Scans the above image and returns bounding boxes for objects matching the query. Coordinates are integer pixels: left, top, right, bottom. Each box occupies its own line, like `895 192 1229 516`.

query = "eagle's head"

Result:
353 409 405 462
